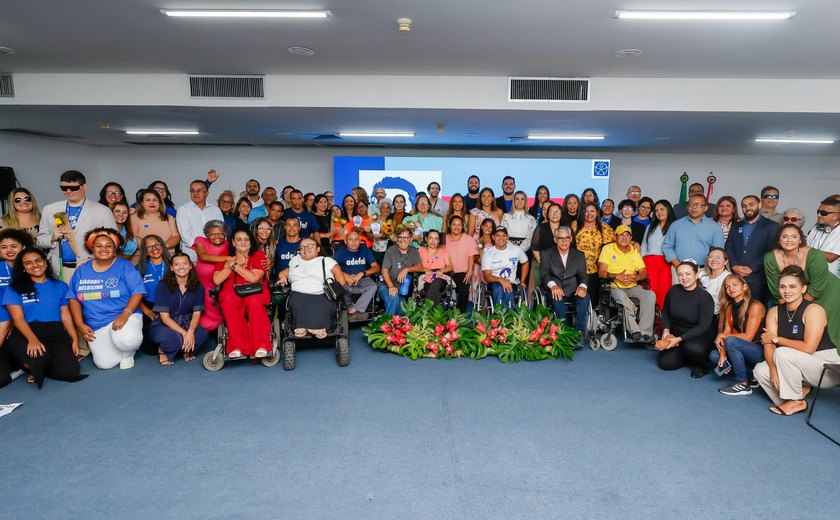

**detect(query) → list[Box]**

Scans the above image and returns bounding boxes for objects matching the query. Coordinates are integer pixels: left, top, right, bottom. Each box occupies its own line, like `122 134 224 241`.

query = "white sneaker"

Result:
119 354 135 370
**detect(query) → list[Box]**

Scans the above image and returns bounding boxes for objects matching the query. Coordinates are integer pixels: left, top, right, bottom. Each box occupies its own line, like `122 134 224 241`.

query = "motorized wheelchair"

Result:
277 283 351 370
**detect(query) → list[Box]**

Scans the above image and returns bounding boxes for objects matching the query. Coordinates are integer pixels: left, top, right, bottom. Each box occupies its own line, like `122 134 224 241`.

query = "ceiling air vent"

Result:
189 75 264 99
0 73 14 97
509 77 589 102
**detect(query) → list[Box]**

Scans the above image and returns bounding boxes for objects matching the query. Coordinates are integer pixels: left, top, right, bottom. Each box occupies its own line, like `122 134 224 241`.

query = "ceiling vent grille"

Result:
189 75 264 99
0 73 14 97
509 77 589 102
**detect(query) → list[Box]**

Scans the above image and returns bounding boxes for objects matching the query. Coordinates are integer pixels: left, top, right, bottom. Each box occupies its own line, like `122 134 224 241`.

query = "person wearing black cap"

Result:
481 225 529 309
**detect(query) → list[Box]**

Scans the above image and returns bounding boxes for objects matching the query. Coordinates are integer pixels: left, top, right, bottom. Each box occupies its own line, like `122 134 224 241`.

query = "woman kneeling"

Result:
3 248 87 387
754 266 840 416
150 253 209 365
278 238 346 339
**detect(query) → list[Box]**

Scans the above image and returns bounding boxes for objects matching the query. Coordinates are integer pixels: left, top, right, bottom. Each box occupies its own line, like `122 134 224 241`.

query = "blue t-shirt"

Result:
60 204 83 262
273 239 301 275
2 278 69 323
282 209 319 238
67 258 147 330
0 262 12 322
141 260 168 304
334 245 376 276
742 220 758 247
248 204 268 223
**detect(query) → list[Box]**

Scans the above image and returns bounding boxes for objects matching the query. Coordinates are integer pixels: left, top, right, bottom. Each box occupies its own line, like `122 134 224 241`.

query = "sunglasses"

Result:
762 194 779 200
60 185 82 192
782 216 801 222
14 196 32 203
817 210 840 216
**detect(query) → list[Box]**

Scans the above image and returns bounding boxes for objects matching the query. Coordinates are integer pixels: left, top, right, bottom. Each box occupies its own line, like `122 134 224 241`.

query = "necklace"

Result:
785 303 801 323
781 247 801 268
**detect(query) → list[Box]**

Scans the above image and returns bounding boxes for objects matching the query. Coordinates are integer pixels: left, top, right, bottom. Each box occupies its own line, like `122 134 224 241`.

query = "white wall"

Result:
2 134 835 222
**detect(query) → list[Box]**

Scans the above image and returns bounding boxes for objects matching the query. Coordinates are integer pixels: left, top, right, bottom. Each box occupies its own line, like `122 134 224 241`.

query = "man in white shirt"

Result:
807 196 840 278
176 179 224 262
481 226 529 309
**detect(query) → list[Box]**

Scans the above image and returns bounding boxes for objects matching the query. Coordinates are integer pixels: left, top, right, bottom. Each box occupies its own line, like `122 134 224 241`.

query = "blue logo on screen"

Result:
593 161 610 177
371 176 418 208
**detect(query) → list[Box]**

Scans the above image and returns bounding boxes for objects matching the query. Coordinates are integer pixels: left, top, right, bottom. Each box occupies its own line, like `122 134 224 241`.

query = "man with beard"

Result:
282 190 320 240
725 195 779 302
244 179 267 222
464 175 481 211
495 176 516 213
807 195 840 278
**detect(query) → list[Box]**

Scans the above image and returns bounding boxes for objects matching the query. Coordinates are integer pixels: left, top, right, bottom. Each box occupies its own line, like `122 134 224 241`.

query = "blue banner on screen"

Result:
334 156 610 210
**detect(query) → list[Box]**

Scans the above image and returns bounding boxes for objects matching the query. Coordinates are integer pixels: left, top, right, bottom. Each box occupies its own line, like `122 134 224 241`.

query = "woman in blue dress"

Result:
137 234 171 355
150 253 209 365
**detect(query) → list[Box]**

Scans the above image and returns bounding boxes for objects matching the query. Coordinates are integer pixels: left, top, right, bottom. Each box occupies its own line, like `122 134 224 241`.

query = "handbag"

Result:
232 264 264 297
322 258 347 302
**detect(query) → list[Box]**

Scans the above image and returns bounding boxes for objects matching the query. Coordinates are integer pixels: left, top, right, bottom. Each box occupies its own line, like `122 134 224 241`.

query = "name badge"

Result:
792 325 799 334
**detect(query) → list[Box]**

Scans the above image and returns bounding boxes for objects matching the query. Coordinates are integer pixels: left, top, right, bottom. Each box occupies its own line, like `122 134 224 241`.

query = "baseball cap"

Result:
493 225 509 235
615 224 632 235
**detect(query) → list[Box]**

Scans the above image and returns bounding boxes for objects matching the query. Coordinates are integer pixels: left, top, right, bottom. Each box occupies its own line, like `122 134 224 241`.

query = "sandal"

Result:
227 349 242 358
27 374 36 384
159 352 174 366
293 328 307 337
770 400 808 416
308 328 328 339
255 348 268 358
183 353 196 362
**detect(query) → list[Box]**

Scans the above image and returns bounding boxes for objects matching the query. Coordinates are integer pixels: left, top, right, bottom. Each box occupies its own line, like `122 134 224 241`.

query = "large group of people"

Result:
0 169 838 417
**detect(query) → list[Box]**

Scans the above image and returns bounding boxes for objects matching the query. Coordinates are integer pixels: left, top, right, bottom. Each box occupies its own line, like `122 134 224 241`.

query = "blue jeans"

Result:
708 336 764 381
490 282 518 309
549 293 590 333
378 283 405 316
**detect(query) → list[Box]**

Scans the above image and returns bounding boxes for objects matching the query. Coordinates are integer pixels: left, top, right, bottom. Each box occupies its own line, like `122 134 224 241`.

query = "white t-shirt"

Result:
481 243 528 284
289 255 338 295
699 269 731 315
807 225 840 279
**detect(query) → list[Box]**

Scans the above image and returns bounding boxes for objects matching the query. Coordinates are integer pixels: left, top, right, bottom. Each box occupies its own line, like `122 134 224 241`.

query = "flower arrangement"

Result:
364 299 579 363
379 220 394 237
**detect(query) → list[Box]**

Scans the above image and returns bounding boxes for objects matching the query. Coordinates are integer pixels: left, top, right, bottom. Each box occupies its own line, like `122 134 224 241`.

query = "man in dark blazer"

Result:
724 195 780 303
540 225 590 341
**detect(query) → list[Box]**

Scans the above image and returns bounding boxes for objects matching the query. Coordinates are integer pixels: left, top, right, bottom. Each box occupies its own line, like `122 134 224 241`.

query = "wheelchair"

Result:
530 286 599 350
279 284 350 370
413 274 459 311
473 280 529 314
202 285 282 371
592 278 656 351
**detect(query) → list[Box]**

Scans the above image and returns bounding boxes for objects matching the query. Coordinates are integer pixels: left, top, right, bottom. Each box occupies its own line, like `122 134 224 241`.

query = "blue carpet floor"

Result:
1 328 838 520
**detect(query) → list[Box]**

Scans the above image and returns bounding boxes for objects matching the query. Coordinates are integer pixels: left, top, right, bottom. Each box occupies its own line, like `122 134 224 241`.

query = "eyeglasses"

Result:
628 190 641 195
145 243 163 250
153 187 167 194
782 216 801 222
687 203 705 208
14 196 32 203
397 235 412 240
105 191 122 196
256 227 272 232
207 232 226 237
555 236 572 241
762 194 779 200
300 244 318 251
817 210 840 216
60 185 82 192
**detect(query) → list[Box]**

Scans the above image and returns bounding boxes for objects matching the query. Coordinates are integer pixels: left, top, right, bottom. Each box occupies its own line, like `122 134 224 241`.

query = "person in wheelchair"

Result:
481 226 529 309
598 225 656 343
212 229 271 358
277 238 347 338
377 228 421 316
416 229 453 306
335 228 380 320
540 226 589 337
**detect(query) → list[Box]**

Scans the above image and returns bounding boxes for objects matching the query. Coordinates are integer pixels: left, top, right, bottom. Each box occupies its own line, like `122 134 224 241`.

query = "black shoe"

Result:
641 334 654 344
691 366 711 379
749 378 759 388
631 331 643 343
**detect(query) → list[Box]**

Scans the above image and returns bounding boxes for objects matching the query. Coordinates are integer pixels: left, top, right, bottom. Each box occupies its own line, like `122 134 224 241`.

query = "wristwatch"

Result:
230 263 237 270
772 337 779 345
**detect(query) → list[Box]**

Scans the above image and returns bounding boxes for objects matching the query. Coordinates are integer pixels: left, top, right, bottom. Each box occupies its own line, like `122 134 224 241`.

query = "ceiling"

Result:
1 1 839 153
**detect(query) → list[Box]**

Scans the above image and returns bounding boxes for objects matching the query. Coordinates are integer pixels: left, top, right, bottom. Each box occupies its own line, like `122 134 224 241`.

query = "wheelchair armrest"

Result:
271 281 291 295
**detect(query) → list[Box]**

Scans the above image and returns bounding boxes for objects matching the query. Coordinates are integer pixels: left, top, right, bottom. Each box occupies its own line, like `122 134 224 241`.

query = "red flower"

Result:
399 317 410 326
529 332 539 341
428 343 439 355
445 345 453 355
489 330 497 339
447 319 459 330
481 338 491 347
541 317 550 326
435 324 445 336
476 323 486 333
538 337 550 346
441 337 450 347
386 334 395 344
404 324 413 332
549 324 559 335
397 337 406 346
391 316 401 325
490 319 500 329
449 332 460 341
381 324 392 333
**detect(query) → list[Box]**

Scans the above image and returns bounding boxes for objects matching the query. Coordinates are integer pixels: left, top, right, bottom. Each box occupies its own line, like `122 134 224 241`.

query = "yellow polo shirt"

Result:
598 242 645 289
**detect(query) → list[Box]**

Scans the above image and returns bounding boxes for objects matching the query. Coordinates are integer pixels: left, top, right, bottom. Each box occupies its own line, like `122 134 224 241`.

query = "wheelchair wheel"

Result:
588 337 601 350
339 309 349 335
600 332 619 351
271 319 280 347
336 337 350 367
203 350 225 372
282 340 296 370
261 348 281 367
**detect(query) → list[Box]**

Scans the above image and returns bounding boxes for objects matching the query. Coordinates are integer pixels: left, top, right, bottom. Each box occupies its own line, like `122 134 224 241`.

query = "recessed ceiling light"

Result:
527 135 605 141
615 49 642 57
0 46 15 55
160 9 332 19
615 10 796 20
338 132 415 138
125 130 200 136
287 46 315 56
755 137 835 144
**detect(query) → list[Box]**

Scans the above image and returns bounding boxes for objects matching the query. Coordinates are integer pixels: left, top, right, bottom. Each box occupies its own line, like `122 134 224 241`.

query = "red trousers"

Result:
220 293 271 355
643 254 671 310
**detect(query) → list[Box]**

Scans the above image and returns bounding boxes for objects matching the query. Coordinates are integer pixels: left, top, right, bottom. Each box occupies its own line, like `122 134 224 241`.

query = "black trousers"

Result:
0 346 14 388
5 322 86 388
451 272 470 312
419 278 448 306
657 329 717 371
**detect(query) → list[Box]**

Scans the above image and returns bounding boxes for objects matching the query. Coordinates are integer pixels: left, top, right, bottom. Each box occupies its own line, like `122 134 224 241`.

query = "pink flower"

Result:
489 330 497 339
428 343 439 355
482 338 492 347
445 345 453 355
490 319 500 329
404 324 412 332
435 324 445 336
549 324 559 335
397 337 406 346
449 332 460 341
549 333 557 342
447 319 459 331
529 332 539 341
386 334 395 344
539 338 550 346
441 337 450 347
541 317 550 326
391 316 401 325
399 317 410 326
476 323 486 333
381 324 392 333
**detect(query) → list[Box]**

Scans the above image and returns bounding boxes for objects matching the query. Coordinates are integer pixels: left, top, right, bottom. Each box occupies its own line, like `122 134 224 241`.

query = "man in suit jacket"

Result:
725 195 780 303
540 225 589 340
36 170 117 282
